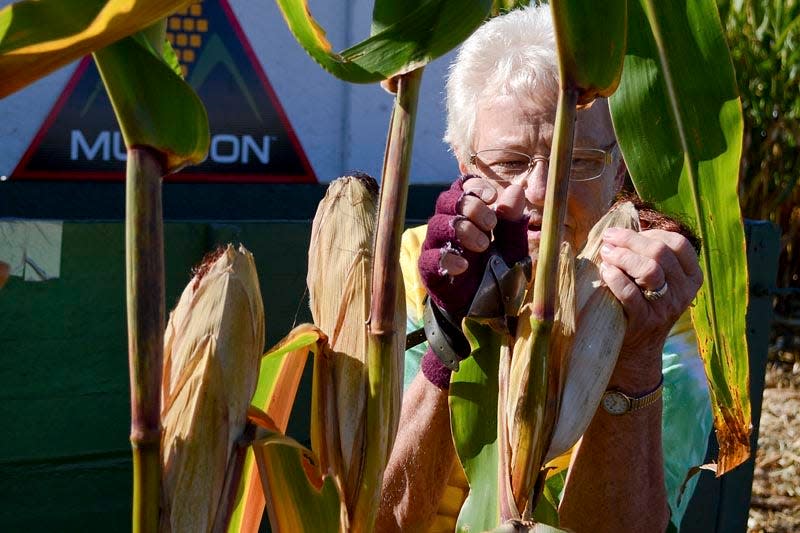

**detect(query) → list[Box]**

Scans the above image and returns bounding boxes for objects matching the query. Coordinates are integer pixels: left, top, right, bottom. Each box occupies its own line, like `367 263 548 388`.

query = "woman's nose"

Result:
519 158 548 207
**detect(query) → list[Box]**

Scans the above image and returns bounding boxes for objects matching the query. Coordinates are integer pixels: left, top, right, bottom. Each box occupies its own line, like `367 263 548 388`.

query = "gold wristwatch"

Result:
601 376 664 415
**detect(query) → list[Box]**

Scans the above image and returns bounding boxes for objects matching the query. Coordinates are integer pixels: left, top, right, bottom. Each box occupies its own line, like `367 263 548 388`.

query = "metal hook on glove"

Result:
407 250 533 371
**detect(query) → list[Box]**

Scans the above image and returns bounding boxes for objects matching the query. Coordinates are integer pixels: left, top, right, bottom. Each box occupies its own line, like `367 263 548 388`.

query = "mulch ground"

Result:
748 357 800 532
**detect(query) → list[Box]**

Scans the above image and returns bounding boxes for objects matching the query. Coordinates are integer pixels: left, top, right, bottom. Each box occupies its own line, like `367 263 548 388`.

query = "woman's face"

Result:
461 95 622 259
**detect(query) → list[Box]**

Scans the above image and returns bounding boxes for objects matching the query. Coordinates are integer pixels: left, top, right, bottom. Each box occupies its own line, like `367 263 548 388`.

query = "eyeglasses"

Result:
468 143 618 184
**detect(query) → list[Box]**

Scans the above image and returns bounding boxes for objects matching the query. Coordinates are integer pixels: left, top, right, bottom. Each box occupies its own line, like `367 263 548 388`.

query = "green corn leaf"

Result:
160 38 183 78
247 324 353 532
228 324 322 533
491 0 532 17
531 469 566 527
450 319 507 532
252 431 346 533
93 32 209 173
609 0 749 475
251 323 322 414
274 0 493 82
0 0 194 98
550 0 627 103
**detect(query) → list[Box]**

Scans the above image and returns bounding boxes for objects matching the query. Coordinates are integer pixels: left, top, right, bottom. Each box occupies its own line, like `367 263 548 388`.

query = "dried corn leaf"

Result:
161 244 265 532
228 324 326 533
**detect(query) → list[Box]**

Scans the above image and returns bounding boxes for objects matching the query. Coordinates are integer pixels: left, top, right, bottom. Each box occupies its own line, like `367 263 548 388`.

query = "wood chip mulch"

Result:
748 360 800 533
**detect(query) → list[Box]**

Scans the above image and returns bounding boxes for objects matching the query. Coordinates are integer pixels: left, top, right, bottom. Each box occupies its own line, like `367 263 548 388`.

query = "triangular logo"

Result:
13 0 316 183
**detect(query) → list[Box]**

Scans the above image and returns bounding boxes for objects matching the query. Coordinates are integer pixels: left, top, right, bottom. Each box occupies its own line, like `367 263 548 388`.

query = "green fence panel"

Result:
0 220 316 531
681 220 780 532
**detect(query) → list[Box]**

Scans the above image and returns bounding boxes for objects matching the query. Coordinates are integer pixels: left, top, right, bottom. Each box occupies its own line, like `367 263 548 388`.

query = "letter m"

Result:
70 130 110 161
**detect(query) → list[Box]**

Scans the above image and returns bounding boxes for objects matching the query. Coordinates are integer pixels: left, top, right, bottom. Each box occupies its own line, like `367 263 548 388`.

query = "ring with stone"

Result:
642 281 668 302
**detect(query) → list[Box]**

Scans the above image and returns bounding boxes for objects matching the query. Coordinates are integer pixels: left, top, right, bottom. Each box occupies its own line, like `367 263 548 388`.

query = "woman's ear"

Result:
455 147 469 175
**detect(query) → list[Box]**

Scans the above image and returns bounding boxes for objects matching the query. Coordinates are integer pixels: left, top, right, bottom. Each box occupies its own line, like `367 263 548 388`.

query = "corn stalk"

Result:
502 0 627 513
354 67 423 532
253 71 424 532
1 8 210 527
507 84 577 513
126 146 166 533
93 22 208 531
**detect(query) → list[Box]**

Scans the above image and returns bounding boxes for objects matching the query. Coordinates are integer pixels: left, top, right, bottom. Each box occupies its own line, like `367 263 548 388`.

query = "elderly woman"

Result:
378 5 712 532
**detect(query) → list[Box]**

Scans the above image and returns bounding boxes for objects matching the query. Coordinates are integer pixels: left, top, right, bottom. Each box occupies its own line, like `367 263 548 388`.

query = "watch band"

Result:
602 375 664 415
628 376 664 411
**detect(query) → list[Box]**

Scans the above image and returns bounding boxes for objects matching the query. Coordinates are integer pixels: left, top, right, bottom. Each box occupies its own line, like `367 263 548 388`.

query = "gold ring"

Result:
642 281 668 302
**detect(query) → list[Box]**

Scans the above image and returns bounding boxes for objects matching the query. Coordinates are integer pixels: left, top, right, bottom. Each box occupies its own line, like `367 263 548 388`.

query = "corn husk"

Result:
546 201 640 461
160 244 265 532
306 175 405 510
506 242 575 510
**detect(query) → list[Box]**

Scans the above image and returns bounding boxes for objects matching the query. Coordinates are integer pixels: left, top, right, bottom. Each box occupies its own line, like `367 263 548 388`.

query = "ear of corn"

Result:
160 244 265 532
546 201 640 461
307 174 376 506
306 174 405 526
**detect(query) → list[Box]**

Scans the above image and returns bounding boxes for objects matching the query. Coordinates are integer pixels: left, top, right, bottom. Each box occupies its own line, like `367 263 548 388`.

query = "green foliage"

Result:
718 0 800 289
275 0 493 82
491 0 533 16
450 319 506 532
0 0 193 98
253 432 345 532
550 0 627 102
610 0 750 473
94 32 209 173
531 470 565 526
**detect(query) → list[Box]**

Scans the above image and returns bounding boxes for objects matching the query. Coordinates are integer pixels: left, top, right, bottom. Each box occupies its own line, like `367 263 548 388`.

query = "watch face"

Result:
602 391 630 415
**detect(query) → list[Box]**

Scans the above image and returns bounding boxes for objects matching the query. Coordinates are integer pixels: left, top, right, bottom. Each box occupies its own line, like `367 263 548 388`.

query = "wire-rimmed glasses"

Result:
468 143 618 185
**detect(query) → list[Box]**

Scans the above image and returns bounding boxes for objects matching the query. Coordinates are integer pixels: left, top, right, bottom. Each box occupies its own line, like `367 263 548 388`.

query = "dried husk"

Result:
506 242 575 511
307 175 405 510
160 244 265 532
546 201 640 461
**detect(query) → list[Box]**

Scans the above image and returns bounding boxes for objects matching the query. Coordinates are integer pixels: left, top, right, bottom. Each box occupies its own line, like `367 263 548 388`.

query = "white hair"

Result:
444 5 559 163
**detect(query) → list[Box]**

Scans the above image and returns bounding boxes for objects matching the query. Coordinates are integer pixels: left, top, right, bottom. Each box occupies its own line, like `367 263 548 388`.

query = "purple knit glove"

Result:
419 176 528 389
